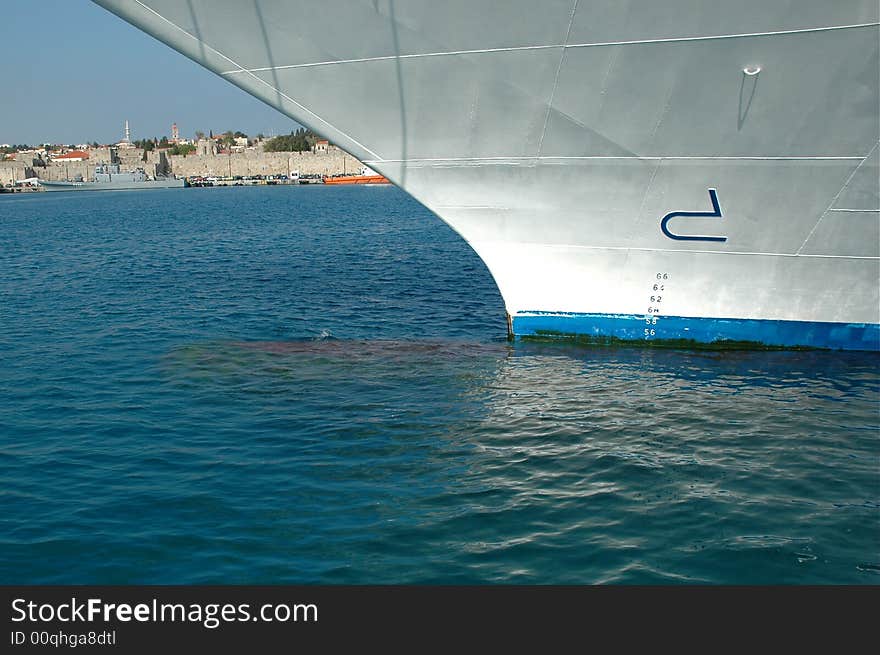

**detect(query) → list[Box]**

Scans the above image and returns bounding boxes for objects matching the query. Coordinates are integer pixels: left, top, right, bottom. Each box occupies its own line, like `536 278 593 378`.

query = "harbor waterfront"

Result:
1 172 363 192
0 135 368 189
1 140 385 191
1 186 877 584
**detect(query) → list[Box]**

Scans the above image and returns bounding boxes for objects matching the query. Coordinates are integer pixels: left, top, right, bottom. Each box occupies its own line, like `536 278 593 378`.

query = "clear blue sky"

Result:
0 0 302 146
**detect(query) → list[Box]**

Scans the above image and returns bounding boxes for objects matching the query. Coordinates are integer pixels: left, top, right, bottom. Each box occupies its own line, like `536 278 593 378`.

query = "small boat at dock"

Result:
322 166 390 185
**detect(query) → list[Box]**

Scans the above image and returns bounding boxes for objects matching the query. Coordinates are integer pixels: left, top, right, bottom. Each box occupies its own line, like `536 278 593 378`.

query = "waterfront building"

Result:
52 150 89 162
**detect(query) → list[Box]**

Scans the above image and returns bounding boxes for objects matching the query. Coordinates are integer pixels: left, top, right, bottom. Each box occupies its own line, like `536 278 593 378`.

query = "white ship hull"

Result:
92 1 880 350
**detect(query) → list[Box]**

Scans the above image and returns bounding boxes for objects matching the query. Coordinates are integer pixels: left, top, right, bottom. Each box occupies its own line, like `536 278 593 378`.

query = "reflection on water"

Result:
2 187 877 584
157 339 879 584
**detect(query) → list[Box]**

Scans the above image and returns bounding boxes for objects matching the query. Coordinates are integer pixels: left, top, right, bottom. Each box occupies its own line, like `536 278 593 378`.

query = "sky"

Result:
0 0 302 146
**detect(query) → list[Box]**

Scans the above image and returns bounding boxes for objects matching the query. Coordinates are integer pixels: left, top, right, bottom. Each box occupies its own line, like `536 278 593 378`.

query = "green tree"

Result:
263 128 318 152
168 143 196 156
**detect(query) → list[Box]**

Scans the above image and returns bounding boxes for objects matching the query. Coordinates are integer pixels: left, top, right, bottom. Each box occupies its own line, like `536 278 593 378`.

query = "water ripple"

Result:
1 187 877 584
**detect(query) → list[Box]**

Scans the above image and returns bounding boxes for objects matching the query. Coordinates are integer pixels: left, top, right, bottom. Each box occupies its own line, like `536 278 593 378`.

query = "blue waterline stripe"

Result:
513 312 880 351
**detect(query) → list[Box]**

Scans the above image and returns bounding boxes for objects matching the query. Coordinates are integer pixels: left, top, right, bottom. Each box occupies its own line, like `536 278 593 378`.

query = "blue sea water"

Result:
1 186 877 584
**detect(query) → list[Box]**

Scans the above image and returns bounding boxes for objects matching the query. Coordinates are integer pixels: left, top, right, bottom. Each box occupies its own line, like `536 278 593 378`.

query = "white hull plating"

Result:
92 1 880 349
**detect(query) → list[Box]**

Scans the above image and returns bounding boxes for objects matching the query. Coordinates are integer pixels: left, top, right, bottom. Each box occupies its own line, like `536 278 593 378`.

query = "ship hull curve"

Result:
90 1 880 350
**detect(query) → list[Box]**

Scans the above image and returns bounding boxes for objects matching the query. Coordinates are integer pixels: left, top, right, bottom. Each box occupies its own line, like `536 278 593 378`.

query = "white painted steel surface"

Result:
91 1 880 343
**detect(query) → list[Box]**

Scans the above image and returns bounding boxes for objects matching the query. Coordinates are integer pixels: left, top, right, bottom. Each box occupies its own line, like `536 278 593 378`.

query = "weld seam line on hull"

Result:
129 0 381 160
433 206 514 210
796 141 880 255
469 242 880 260
536 0 579 157
364 156 867 164
220 22 880 74
627 159 663 246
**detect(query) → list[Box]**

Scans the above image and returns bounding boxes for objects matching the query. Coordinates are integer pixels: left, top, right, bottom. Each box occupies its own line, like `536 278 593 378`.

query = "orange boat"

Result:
322 166 391 185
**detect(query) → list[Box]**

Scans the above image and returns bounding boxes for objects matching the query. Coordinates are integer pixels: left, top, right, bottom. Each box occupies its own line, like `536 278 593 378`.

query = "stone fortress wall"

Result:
0 141 365 185
168 147 363 178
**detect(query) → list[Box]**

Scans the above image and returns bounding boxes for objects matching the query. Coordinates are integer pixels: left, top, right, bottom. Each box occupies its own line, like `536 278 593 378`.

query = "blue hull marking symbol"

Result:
660 189 727 243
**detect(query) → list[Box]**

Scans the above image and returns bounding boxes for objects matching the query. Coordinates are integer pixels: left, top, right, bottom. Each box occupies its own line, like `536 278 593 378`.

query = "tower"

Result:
171 123 179 143
123 120 131 144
